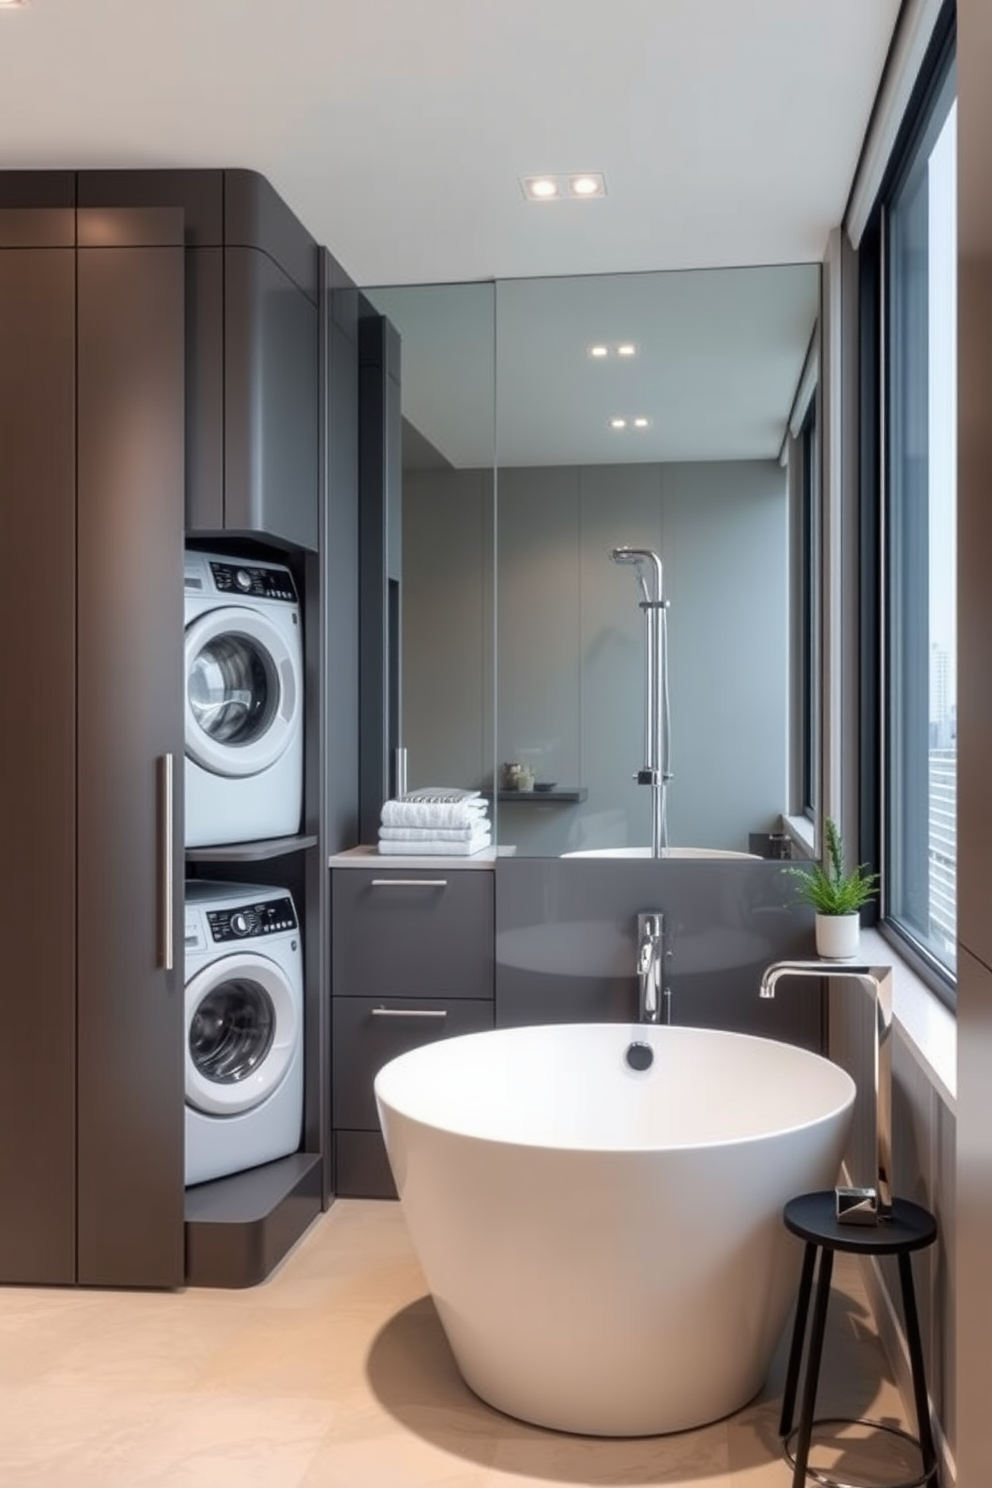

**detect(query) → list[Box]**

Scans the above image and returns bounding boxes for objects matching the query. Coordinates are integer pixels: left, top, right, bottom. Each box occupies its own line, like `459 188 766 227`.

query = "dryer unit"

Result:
184 881 304 1187
184 550 304 848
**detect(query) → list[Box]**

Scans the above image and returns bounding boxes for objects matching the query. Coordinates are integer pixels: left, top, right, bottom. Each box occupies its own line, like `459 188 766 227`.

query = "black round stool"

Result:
780 1191 939 1488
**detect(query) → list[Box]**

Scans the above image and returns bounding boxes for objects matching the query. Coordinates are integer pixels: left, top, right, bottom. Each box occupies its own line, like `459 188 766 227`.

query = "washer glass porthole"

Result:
188 634 279 747
189 977 276 1084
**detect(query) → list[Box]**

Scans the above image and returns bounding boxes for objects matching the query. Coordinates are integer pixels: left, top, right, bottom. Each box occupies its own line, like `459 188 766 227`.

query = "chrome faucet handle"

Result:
636 911 666 1025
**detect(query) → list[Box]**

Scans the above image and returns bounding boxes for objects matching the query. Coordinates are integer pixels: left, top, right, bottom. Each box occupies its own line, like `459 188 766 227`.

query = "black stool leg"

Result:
791 1246 834 1488
897 1251 940 1486
780 1241 818 1437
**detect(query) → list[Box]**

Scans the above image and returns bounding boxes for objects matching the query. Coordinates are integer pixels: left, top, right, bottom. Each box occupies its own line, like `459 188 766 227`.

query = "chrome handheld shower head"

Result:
610 546 659 606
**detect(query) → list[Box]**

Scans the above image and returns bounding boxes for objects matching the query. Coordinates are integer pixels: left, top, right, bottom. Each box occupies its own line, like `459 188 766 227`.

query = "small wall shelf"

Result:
491 788 588 804
185 833 320 863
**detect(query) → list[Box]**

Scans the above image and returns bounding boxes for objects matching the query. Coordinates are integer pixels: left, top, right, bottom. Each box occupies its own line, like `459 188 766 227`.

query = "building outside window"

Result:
883 54 957 983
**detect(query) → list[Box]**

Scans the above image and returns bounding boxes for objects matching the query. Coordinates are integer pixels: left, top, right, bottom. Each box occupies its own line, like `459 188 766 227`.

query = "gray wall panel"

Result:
403 468 494 792
660 460 788 850
578 464 664 856
496 466 582 833
403 457 787 856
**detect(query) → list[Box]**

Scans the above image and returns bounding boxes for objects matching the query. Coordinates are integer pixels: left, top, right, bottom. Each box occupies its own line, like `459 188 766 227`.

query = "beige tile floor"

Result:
0 1199 915 1488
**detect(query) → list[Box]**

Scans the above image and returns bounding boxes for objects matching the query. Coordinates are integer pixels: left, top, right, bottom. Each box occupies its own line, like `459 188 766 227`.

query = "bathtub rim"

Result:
374 1021 856 1157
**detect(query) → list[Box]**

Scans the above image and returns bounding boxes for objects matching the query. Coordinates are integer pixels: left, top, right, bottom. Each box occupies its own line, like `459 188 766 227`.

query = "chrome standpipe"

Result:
758 960 893 1225
610 546 671 857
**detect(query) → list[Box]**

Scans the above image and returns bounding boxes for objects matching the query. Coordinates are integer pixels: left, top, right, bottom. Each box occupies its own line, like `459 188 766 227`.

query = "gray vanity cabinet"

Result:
331 866 495 1196
332 868 495 998
332 997 493 1196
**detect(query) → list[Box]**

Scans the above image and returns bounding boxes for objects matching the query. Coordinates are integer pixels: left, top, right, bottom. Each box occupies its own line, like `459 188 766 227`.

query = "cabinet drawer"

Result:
332 869 494 999
332 996 494 1130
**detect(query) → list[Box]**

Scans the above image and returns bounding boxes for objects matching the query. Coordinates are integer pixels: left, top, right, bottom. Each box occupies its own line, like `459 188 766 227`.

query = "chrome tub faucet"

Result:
637 912 668 1024
759 959 894 1225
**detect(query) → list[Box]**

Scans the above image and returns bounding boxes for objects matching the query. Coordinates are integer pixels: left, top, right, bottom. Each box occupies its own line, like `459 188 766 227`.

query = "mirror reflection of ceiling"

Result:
368 264 819 468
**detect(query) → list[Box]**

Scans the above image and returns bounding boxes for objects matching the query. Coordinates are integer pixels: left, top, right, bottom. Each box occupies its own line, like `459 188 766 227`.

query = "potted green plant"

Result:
785 817 880 959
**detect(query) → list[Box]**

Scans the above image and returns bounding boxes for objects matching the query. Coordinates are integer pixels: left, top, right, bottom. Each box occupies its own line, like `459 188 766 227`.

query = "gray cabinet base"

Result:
334 1130 399 1199
184 1152 322 1288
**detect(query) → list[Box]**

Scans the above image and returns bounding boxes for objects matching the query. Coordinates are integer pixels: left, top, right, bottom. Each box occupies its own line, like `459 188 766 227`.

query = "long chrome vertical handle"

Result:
158 753 174 971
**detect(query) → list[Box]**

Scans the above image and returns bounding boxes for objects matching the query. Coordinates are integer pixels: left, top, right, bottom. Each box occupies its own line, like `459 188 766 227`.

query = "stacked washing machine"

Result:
183 551 306 1187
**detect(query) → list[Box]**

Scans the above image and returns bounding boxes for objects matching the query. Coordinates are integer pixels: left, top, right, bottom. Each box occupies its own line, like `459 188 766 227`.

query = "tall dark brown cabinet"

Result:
0 168 355 1289
0 193 185 1287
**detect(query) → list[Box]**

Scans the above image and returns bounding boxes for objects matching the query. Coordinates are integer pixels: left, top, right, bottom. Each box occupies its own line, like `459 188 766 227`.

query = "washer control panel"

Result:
206 897 298 943
209 561 297 604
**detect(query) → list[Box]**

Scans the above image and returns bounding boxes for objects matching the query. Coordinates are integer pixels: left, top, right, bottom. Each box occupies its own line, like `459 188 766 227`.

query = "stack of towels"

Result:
378 787 492 856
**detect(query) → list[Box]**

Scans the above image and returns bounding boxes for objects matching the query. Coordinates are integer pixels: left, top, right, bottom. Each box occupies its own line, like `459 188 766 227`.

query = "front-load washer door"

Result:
185 952 300 1116
185 607 300 778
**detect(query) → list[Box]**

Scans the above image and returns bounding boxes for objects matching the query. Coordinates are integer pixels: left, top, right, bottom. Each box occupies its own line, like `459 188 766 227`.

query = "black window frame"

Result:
859 2 957 1007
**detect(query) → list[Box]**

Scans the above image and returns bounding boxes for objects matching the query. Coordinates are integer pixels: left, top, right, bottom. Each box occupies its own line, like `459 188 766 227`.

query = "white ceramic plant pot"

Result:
815 912 860 960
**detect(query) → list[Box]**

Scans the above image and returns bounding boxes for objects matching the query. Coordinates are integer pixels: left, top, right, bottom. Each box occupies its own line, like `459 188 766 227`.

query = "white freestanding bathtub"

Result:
375 1023 855 1437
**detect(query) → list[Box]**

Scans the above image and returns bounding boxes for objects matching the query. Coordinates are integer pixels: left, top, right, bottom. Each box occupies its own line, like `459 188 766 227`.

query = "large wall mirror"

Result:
365 264 820 857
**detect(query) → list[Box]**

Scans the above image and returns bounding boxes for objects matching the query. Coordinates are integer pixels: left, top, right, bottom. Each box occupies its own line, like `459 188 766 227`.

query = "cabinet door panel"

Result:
332 996 494 1129
225 245 319 550
332 870 494 999
0 242 77 1282
75 235 185 1287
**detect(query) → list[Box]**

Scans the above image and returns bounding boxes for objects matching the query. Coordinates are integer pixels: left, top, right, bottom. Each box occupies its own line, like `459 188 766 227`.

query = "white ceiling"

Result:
0 0 902 288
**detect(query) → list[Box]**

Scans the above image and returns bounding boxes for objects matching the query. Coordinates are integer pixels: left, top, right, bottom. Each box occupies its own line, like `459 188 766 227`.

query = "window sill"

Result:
782 813 816 859
859 925 956 1110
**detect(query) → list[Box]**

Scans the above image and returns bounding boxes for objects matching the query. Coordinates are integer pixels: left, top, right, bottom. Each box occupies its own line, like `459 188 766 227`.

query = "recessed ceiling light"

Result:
522 173 606 202
588 345 609 359
616 343 638 357
609 418 627 430
522 176 560 202
569 173 606 198
633 417 650 429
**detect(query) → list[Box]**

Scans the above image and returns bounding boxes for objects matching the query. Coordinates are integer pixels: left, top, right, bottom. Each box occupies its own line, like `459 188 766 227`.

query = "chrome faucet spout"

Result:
759 959 893 1224
636 912 668 1024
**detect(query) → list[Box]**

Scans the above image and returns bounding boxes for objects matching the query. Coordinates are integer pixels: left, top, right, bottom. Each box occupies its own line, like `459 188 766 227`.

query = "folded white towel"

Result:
376 833 492 857
380 797 489 829
398 787 481 804
379 823 491 842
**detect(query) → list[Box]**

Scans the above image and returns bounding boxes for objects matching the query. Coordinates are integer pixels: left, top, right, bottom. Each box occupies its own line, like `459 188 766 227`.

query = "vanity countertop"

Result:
328 844 501 870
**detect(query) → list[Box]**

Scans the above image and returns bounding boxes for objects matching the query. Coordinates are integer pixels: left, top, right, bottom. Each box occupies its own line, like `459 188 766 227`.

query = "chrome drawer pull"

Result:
371 1007 448 1019
370 878 449 888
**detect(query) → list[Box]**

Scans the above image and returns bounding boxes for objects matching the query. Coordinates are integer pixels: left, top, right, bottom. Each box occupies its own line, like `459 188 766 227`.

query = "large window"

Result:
883 52 957 983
